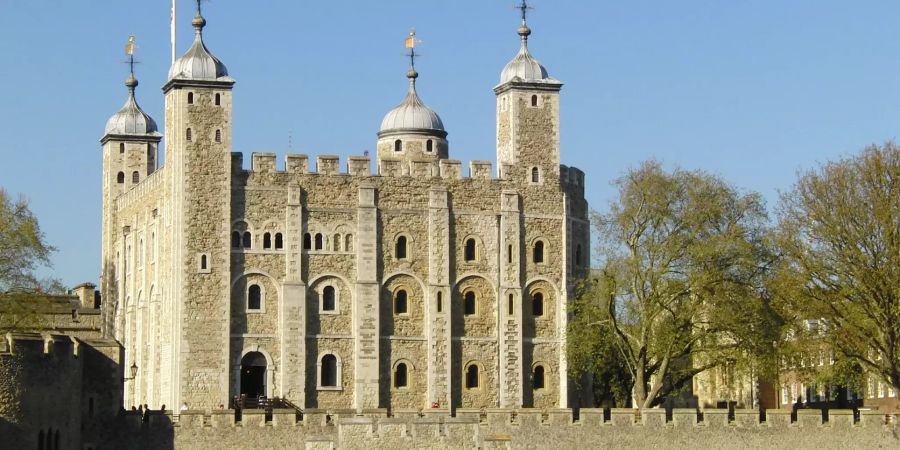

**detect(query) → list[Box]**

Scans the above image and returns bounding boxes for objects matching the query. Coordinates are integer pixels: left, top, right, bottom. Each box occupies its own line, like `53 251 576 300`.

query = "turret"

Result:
495 1 562 183
377 30 448 171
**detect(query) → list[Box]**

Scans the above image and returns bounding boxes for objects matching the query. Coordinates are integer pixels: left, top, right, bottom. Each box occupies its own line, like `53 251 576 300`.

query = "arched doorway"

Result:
240 352 267 398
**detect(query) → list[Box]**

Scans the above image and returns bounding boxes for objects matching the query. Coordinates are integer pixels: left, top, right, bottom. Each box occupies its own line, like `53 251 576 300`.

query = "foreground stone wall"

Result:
102 408 900 450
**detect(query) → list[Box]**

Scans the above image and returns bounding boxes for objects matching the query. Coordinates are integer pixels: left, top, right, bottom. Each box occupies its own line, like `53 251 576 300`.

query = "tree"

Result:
0 187 57 332
584 161 774 408
775 143 900 398
0 188 55 292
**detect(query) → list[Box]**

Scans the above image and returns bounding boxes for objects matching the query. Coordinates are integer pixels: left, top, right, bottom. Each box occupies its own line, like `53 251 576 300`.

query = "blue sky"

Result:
1 0 899 286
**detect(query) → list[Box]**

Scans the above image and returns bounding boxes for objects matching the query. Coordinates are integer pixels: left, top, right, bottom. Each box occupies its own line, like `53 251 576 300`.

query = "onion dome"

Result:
500 24 551 84
168 9 229 81
104 74 159 136
379 68 446 135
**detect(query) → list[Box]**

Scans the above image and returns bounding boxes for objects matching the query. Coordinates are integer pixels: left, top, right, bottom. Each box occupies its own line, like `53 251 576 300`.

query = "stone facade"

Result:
98 10 590 414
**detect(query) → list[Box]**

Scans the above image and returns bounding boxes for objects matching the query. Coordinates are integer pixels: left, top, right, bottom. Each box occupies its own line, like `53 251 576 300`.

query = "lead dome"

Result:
379 69 445 135
104 74 159 137
168 10 229 81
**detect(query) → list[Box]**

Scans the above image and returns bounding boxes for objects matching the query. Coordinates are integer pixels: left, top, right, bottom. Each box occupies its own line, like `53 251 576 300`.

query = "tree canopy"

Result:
0 188 55 293
572 161 777 408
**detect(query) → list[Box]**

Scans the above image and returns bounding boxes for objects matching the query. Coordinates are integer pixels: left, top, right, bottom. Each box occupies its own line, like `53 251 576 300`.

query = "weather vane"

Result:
404 28 422 69
124 36 140 76
516 0 533 24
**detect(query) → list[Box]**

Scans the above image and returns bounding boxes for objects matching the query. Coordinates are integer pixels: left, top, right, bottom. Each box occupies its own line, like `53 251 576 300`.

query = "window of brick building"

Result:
275 233 283 250
322 286 336 312
533 365 545 389
464 291 476 316
394 363 408 389
533 240 544 264
395 236 408 259
394 289 408 315
465 364 480 389
242 232 252 249
248 285 262 311
532 292 544 317
464 239 476 262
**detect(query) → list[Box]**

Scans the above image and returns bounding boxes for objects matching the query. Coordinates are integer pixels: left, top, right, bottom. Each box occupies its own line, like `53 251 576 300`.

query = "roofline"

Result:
493 80 564 95
377 128 449 139
163 77 236 93
100 133 162 145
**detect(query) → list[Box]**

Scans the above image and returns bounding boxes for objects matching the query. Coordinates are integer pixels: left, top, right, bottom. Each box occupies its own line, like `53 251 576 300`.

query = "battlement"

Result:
115 167 167 212
1 332 80 357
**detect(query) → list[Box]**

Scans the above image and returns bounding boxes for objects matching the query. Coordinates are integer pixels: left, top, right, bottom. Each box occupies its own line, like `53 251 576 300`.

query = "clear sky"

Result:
1 0 899 286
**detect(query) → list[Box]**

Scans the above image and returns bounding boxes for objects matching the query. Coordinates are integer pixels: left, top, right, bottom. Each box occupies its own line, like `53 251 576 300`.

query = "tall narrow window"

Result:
233 231 243 248
395 362 409 388
466 364 479 389
200 254 208 271
533 365 545 389
215 129 222 143
117 172 125 184
39 430 44 450
321 354 337 387
119 143 125 154
394 139 402 152
465 239 476 262
248 285 262 310
243 232 252 249
395 236 407 259
575 245 583 267
315 233 323 250
263 233 272 249
186 128 192 141
436 291 443 313
333 234 341 251
132 171 140 184
275 233 283 250
187 92 194 104
533 241 544 263
345 234 353 252
508 245 513 264
426 140 434 152
215 93 221 106
322 286 336 311
532 167 540 183
394 289 408 315
508 294 514 315
464 292 476 316
531 95 538 107
303 233 312 250
532 292 544 317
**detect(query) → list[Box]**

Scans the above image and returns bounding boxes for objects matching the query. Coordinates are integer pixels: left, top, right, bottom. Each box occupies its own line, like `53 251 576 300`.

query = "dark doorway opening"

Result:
241 352 267 398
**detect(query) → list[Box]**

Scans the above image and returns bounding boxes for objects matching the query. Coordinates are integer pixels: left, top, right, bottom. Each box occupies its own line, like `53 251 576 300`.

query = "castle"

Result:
99 2 590 413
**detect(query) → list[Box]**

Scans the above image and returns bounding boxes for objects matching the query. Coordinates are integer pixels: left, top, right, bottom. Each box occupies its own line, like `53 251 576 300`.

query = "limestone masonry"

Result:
98 4 589 413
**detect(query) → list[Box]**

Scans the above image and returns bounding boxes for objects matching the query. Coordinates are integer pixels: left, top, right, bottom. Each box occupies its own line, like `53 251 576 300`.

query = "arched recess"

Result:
380 272 427 337
308 274 352 335
230 271 281 334
237 346 275 399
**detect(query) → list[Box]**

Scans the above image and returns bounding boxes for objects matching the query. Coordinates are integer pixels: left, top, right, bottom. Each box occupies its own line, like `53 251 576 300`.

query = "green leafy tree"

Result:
775 143 900 397
585 161 775 408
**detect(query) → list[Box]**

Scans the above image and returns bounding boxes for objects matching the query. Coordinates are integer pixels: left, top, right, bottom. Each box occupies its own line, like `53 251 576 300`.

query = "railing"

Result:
232 395 303 422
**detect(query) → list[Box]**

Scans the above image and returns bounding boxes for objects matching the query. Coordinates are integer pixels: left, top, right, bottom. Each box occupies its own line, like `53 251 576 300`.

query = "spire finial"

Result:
123 36 139 92
193 0 208 34
404 28 420 91
515 0 533 44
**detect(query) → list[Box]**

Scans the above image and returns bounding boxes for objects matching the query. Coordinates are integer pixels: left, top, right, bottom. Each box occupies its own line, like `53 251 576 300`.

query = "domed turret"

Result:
168 7 229 81
104 74 159 137
500 24 551 84
376 31 449 169
379 69 446 135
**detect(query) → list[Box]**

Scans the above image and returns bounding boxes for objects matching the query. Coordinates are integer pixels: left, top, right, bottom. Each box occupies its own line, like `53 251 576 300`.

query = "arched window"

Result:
200 254 208 271
303 233 312 250
395 236 407 259
119 143 125 154
186 128 192 141
465 364 479 389
132 171 140 184
533 365 545 389
275 233 283 250
333 234 341 252
315 233 323 250
215 93 221 106
508 244 513 264
322 286 336 312
426 140 434 152
248 285 262 310
215 129 222 143
242 232 252 249
345 234 353 252
263 233 272 249
394 362 408 388
464 239 476 262
436 291 443 313
394 139 402 152
531 95 538 107
187 92 194 104
532 292 544 317
321 354 338 387
508 294 514 315
117 172 125 184
464 291 476 316
533 240 544 263
575 245 583 267
232 231 241 248
532 167 540 183
394 289 408 315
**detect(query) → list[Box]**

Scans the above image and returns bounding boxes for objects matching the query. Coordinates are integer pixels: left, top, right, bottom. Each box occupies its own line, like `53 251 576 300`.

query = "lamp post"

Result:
124 362 138 381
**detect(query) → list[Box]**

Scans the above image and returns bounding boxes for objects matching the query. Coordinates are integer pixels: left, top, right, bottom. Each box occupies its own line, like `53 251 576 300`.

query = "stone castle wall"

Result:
102 408 900 450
